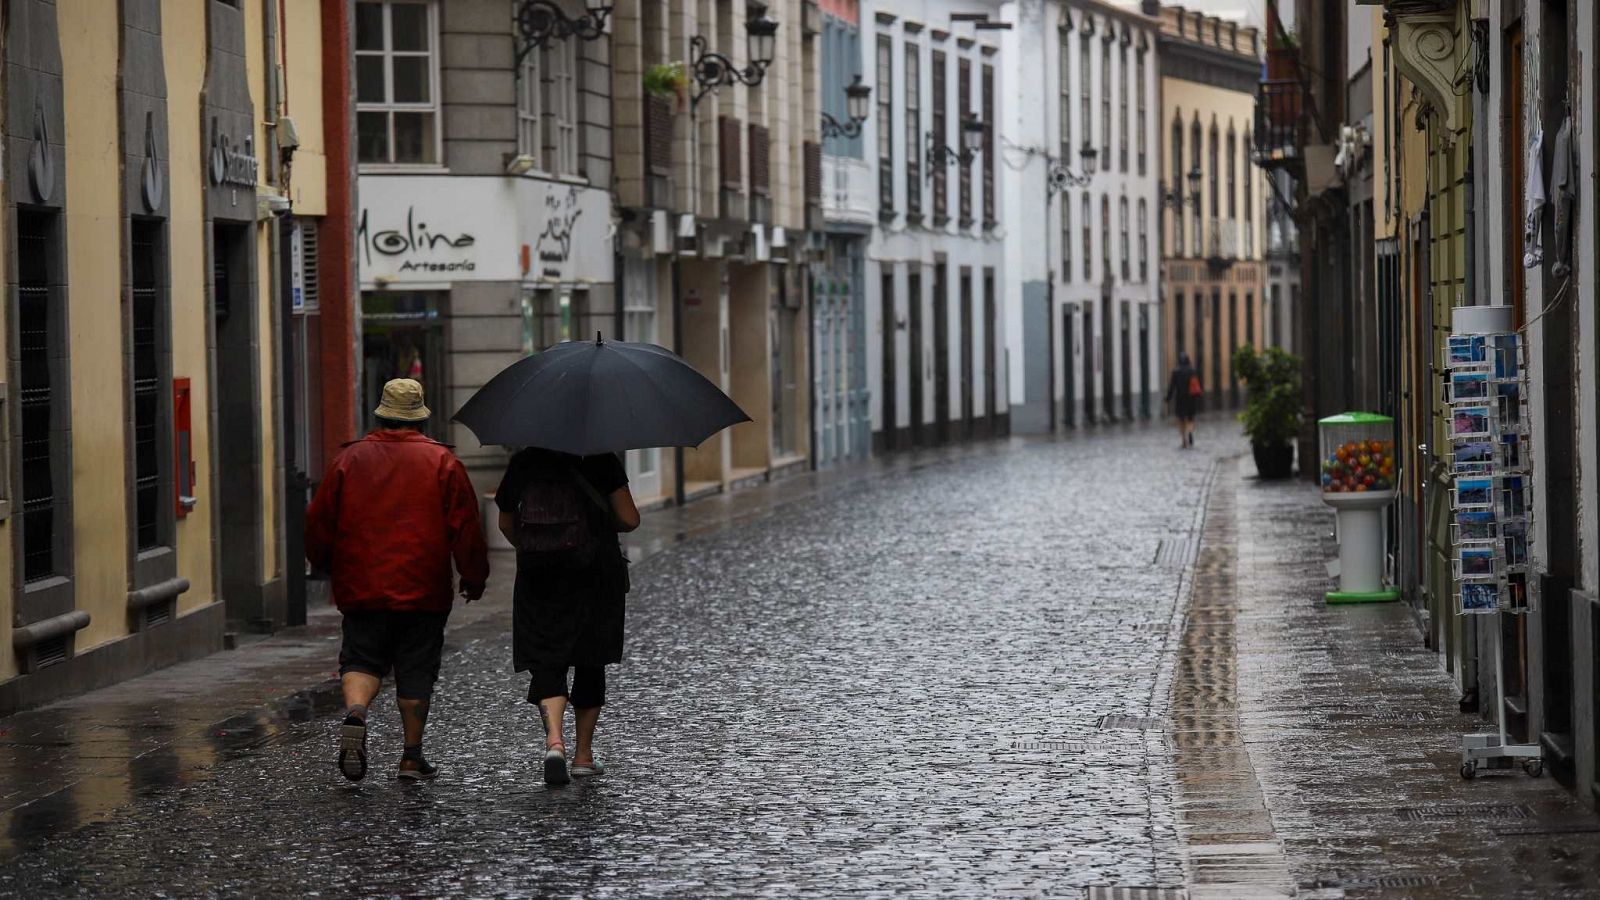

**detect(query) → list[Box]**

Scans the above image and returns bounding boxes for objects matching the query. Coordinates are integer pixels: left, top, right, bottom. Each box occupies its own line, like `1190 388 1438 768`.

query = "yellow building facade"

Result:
0 0 333 711
1156 5 1266 410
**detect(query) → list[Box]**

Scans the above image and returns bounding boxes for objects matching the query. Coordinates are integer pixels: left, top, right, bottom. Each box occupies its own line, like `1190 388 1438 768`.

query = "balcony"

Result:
822 155 875 228
1207 217 1239 268
1255 79 1306 172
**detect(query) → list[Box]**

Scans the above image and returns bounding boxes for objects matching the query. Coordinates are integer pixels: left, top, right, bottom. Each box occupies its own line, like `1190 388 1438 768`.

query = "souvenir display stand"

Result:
1447 306 1541 779
1317 412 1400 603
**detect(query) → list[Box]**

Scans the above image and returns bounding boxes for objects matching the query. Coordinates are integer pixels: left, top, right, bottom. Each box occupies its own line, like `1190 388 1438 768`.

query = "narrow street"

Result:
0 422 1596 897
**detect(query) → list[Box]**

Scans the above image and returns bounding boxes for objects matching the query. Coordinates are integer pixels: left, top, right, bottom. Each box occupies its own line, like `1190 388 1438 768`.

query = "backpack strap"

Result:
566 465 616 524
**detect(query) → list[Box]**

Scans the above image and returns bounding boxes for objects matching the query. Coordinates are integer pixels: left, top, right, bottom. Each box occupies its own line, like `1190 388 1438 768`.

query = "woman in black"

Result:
1165 353 1201 449
496 449 640 785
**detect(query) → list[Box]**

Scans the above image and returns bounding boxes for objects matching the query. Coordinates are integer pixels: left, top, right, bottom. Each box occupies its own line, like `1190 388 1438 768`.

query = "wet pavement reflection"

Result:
0 420 1594 897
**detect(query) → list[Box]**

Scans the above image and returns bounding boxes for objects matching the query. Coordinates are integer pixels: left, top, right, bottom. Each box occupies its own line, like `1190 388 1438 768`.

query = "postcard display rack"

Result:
1447 305 1541 779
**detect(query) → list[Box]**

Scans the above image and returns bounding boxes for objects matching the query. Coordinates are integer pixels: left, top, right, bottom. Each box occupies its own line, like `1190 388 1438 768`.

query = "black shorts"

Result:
338 611 450 700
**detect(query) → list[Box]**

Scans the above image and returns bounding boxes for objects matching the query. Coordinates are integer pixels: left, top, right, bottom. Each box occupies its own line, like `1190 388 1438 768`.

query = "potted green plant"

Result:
643 61 688 111
1232 344 1302 479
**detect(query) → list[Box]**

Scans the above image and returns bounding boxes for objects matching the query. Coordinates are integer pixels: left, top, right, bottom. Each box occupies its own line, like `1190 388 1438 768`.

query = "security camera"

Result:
261 193 292 218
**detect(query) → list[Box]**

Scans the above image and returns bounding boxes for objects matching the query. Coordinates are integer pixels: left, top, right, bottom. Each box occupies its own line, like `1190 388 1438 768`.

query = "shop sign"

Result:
358 206 477 274
358 176 612 286
208 118 259 188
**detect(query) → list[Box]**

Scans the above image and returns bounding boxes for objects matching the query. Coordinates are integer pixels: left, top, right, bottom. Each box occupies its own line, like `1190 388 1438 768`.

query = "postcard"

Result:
1452 407 1491 437
1460 581 1499 612
1449 335 1487 365
1453 441 1494 468
1460 547 1496 577
1456 478 1493 507
1451 373 1489 402
1456 510 1496 541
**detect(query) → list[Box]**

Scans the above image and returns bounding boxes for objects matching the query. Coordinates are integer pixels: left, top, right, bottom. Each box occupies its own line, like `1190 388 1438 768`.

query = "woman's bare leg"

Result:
538 696 568 749
573 707 600 764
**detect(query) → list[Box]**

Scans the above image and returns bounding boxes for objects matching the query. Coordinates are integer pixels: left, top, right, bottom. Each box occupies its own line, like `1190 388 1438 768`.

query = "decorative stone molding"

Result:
1389 12 1461 138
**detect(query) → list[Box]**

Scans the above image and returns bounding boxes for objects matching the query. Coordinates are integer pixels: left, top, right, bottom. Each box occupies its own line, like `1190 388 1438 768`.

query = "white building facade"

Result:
862 0 1011 451
1006 0 1162 432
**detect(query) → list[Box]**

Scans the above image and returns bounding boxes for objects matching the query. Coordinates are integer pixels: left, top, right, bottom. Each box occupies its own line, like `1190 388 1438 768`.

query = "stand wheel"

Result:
1460 761 1477 780
1524 758 1544 778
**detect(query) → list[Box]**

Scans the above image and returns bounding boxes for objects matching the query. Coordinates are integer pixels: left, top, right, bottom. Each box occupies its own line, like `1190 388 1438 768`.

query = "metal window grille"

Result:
981 63 995 226
958 57 972 226
1062 194 1072 282
1100 41 1110 163
876 34 894 217
931 50 947 223
131 221 163 552
300 223 320 311
17 213 58 582
904 42 921 221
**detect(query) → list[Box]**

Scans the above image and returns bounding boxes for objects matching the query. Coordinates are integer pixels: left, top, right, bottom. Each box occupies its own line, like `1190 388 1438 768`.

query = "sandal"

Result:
570 758 605 778
543 742 570 786
338 716 368 782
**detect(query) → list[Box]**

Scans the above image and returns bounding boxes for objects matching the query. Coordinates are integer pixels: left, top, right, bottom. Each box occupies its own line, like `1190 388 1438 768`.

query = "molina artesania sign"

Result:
358 206 477 274
208 117 259 188
357 175 611 286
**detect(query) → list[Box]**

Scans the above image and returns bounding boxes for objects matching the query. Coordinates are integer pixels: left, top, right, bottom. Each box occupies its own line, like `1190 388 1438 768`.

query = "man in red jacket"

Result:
306 378 489 782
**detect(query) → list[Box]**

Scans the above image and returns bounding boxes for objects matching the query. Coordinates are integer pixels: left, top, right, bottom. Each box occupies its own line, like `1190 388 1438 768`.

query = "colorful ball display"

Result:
1322 439 1395 493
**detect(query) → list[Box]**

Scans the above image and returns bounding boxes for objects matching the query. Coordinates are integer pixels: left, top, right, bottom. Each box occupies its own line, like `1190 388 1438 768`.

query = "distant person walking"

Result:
306 379 489 782
496 449 640 786
1165 353 1202 448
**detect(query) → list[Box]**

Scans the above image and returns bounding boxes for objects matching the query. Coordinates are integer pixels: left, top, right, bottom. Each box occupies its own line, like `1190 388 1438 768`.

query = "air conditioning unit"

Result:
649 210 669 256
751 224 770 262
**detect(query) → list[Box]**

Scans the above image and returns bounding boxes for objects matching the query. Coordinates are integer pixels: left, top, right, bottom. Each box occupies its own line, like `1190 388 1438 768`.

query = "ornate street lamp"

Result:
820 75 872 139
690 2 780 109
1161 166 1203 209
1047 143 1099 192
925 115 985 178
513 0 612 74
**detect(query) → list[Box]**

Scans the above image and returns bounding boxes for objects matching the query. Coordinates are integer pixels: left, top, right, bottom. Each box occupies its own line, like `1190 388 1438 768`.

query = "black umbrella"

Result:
452 335 750 455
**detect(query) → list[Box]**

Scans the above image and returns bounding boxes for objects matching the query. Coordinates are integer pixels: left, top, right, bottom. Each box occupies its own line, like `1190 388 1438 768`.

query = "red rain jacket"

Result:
305 430 490 613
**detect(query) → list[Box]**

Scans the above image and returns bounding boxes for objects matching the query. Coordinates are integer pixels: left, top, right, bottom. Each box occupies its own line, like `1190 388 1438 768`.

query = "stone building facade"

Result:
0 0 351 712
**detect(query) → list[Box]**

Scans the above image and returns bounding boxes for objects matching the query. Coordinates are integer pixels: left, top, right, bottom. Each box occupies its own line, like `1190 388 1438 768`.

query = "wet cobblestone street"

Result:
1 421 1598 897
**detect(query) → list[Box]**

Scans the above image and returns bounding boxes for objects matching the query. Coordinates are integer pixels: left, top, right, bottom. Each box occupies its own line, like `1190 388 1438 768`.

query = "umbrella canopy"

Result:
452 337 750 456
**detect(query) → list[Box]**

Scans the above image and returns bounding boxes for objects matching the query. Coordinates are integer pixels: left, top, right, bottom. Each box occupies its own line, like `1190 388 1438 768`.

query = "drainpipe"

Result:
264 0 305 626
672 255 685 506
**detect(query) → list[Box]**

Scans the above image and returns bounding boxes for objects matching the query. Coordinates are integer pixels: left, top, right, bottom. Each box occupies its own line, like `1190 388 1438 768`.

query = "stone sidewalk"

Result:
1165 455 1600 899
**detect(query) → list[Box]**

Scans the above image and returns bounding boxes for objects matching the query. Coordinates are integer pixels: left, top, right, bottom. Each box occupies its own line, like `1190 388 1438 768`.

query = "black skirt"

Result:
511 542 627 671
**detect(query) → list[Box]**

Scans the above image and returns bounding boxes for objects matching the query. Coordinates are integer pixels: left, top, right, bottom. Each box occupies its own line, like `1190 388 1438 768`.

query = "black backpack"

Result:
515 465 610 567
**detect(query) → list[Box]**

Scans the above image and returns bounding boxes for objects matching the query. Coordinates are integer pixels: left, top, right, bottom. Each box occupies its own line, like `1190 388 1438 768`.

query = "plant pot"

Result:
1251 442 1295 480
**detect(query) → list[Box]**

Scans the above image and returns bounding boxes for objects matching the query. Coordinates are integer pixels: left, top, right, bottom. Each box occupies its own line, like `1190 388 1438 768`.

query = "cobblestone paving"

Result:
0 422 1228 897
4 423 1599 898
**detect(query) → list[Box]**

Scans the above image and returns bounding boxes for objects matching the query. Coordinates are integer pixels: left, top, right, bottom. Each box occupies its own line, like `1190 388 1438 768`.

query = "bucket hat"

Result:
374 378 430 422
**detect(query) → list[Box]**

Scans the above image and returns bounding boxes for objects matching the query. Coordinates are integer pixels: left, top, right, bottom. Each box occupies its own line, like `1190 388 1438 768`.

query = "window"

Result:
356 1 438 165
959 57 973 225
1119 197 1129 280
1062 193 1072 281
17 212 63 583
1080 34 1091 153
131 221 168 552
1191 118 1202 255
1118 42 1128 172
543 38 580 176
622 256 659 481
1100 194 1110 278
1100 34 1111 164
1135 47 1146 174
1208 121 1219 221
516 31 542 164
1058 34 1071 165
905 42 922 222
932 50 947 224
982 62 996 226
1172 116 1184 253
1244 137 1254 256
877 34 894 217
1081 193 1092 280
1137 199 1148 281
1226 126 1237 220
